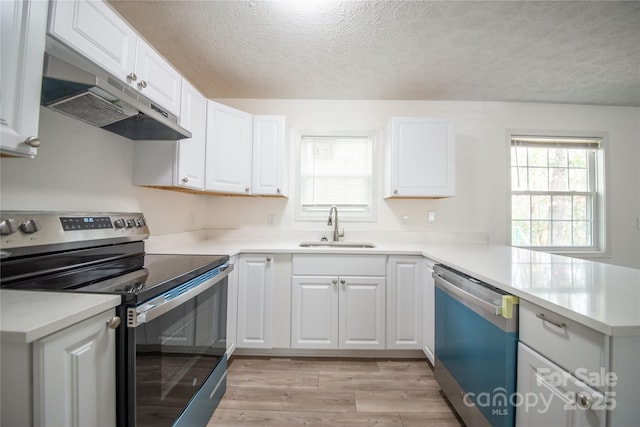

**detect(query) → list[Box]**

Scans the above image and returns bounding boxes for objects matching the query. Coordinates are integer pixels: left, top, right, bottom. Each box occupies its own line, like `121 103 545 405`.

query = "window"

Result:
510 134 605 252
299 134 374 220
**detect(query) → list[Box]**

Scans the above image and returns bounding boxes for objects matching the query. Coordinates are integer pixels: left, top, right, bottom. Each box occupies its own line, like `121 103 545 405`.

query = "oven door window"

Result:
135 281 227 427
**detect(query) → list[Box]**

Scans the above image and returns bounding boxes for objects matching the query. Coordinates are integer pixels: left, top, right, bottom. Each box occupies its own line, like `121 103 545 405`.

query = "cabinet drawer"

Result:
292 254 386 276
519 300 608 383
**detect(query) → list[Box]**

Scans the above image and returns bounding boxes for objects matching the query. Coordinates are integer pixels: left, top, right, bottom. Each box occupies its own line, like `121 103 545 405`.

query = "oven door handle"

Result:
127 263 233 327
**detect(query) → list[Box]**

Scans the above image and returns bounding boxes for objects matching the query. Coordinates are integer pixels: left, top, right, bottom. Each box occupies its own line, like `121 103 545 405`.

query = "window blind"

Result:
300 136 372 212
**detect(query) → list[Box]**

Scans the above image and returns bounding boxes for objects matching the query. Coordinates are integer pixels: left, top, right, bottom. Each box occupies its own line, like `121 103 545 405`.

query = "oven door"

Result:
126 265 231 427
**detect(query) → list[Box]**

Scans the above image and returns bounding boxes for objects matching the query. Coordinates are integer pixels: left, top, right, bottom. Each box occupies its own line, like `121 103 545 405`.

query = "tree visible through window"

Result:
510 135 603 250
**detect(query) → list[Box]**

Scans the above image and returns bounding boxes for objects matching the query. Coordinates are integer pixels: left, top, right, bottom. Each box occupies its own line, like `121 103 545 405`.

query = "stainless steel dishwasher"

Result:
433 264 519 427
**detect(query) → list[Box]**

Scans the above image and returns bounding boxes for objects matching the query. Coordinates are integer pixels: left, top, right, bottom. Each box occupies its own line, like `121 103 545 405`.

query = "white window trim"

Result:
294 129 378 222
506 130 609 258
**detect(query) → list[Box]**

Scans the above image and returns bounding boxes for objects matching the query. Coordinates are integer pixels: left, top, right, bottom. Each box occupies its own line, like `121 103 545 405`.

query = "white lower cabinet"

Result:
422 258 435 363
291 275 385 349
517 342 606 427
386 256 423 349
291 254 386 350
2 309 118 427
236 254 273 348
226 255 238 356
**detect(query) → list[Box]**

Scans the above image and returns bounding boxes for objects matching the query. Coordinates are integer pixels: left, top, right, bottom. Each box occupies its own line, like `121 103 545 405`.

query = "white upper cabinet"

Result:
47 0 136 82
385 117 455 198
132 38 182 115
0 0 48 158
47 0 182 115
132 79 206 190
205 100 253 194
176 80 206 190
252 115 287 196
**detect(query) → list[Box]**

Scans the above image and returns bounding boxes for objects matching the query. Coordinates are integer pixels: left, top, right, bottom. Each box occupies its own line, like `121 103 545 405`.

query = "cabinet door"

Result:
387 256 423 349
226 255 238 356
0 0 47 157
205 101 253 194
291 276 339 349
47 0 136 81
33 309 116 427
133 38 182 115
339 276 386 350
386 117 455 197
422 260 435 363
252 115 287 196
237 254 273 348
177 80 206 190
516 343 606 427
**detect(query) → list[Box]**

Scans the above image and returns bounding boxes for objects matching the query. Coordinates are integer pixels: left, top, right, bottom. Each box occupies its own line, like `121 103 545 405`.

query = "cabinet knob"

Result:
576 392 593 410
332 279 338 285
276 188 281 193
182 177 189 183
245 187 250 192
266 257 272 262
127 72 137 82
24 136 40 147
138 80 147 89
340 279 346 285
393 189 399 195
106 316 121 329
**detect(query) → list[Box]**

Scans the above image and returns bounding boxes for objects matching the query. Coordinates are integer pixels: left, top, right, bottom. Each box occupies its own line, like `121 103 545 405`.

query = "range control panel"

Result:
0 211 149 253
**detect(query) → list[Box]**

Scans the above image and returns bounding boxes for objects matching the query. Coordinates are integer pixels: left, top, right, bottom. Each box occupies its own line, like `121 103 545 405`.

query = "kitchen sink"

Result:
299 241 376 248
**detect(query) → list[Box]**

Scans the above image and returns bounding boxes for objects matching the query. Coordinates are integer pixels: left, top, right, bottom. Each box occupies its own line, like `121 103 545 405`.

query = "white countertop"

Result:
0 290 121 343
150 238 640 337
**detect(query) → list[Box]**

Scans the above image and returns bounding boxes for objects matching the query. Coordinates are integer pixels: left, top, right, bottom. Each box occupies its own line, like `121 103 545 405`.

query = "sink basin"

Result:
299 241 376 248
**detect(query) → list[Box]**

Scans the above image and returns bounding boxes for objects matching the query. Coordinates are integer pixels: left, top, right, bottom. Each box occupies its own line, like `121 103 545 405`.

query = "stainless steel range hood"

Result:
41 54 191 141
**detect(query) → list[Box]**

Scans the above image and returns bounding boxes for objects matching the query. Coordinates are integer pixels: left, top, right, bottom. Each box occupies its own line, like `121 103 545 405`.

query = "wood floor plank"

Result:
227 369 319 389
208 409 404 426
400 413 464 427
229 356 379 373
209 356 463 426
218 388 356 413
355 390 455 413
319 370 441 392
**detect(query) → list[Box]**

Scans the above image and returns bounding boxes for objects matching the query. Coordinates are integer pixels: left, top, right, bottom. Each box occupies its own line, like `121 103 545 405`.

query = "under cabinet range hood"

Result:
41 54 191 141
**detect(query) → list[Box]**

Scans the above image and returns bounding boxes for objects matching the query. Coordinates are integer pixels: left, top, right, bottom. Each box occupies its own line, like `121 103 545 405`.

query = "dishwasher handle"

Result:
433 272 518 320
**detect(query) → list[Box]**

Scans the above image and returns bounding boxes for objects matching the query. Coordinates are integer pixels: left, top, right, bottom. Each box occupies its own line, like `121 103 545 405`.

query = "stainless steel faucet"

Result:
327 205 344 242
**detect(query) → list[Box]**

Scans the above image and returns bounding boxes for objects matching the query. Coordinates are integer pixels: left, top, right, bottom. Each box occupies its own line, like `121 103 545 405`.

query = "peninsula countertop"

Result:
149 238 640 337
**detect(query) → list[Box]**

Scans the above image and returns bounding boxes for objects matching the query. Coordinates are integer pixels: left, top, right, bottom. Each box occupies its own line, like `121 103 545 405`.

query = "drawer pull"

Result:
536 313 566 329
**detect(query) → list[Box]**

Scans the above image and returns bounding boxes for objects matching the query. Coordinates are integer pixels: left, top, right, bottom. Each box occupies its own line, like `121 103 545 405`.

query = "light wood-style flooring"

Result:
207 356 464 426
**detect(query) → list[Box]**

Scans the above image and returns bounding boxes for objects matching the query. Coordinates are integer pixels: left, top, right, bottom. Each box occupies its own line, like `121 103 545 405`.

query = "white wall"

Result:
0 108 207 234
209 99 640 268
1 101 638 268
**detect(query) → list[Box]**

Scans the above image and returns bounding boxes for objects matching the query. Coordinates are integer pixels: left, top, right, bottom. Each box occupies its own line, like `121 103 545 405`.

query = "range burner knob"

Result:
114 219 126 229
126 219 136 228
20 219 41 234
135 217 146 227
0 218 18 235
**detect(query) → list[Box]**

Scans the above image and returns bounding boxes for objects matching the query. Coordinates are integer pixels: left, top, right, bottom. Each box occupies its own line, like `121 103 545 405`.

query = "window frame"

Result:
506 130 609 257
295 130 378 222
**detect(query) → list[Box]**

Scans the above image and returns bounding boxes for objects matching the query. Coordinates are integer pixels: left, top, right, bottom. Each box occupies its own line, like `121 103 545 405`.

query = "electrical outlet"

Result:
267 214 275 227
401 216 409 228
428 211 436 223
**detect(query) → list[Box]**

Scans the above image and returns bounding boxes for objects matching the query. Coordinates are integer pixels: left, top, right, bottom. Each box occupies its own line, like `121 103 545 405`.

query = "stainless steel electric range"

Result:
0 211 231 427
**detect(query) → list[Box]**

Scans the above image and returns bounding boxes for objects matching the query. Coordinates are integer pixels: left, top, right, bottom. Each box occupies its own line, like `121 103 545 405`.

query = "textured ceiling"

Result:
107 1 640 106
